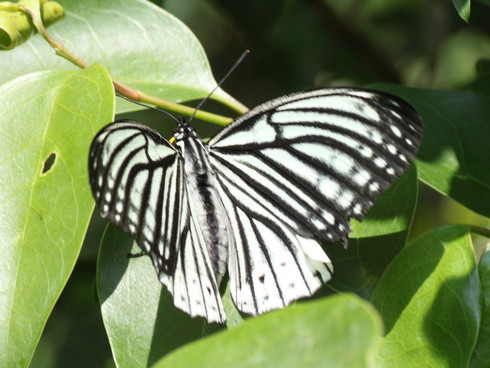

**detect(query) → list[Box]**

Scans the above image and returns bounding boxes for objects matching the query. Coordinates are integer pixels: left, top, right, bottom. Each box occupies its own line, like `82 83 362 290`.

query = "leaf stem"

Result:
470 226 490 239
21 3 238 125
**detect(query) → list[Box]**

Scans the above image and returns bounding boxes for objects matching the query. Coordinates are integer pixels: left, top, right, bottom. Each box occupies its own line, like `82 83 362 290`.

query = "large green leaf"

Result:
97 225 223 367
470 248 490 367
0 65 114 367
371 85 490 218
0 0 235 113
324 164 419 298
153 294 382 368
371 225 481 368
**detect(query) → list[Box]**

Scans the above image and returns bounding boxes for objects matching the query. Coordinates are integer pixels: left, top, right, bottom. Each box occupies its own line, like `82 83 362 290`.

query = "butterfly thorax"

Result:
175 123 230 283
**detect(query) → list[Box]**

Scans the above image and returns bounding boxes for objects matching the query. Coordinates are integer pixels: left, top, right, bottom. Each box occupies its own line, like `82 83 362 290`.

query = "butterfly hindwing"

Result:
166 196 225 322
214 171 333 315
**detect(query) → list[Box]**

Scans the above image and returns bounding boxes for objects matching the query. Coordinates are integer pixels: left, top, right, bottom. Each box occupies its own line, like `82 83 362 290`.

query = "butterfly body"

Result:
89 87 422 323
176 123 230 283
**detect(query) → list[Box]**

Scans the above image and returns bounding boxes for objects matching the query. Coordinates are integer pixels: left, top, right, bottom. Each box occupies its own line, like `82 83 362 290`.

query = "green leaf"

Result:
469 248 490 367
0 0 64 50
0 0 235 113
97 225 223 367
452 0 471 22
153 294 382 368
371 225 481 368
370 85 490 218
0 65 114 367
350 164 419 238
324 164 419 298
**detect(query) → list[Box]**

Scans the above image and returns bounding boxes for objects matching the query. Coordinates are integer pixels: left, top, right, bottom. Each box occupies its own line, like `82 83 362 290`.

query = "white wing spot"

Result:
359 146 373 158
338 191 354 209
102 204 109 214
321 210 335 225
387 167 396 175
353 172 370 186
391 110 401 119
105 192 112 202
374 157 387 168
387 144 397 154
353 203 363 215
107 177 115 189
369 182 380 192
320 177 340 199
371 132 383 144
114 213 121 222
405 138 413 146
391 126 402 137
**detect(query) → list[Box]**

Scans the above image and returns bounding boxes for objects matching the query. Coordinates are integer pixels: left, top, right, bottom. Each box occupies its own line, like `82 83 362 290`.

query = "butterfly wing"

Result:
208 87 422 243
89 120 225 323
207 87 422 313
215 173 333 315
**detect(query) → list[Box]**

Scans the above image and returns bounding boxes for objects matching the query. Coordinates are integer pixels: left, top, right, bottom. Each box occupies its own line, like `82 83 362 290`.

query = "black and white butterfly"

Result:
89 87 422 323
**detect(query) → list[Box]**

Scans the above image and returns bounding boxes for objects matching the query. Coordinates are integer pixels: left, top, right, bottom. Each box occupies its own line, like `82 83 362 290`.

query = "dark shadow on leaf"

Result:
371 85 490 218
316 231 407 300
97 224 133 305
147 288 223 366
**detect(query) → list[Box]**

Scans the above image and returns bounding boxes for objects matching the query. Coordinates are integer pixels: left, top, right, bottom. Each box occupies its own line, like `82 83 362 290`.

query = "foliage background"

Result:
1 0 490 367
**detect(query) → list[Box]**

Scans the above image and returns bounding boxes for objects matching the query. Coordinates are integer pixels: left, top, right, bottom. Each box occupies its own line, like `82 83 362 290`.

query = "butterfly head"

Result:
173 118 198 141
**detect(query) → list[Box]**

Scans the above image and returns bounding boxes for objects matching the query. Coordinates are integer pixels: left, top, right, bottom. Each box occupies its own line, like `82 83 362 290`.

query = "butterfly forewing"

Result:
89 120 226 323
207 88 422 244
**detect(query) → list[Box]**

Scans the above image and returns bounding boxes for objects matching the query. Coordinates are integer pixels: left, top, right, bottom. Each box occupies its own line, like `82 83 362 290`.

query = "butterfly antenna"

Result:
188 49 250 123
115 93 181 125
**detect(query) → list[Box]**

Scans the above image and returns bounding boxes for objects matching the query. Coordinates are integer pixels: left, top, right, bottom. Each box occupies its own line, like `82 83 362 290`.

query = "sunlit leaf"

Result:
0 0 236 113
469 248 490 367
0 65 114 367
154 294 382 368
97 225 223 367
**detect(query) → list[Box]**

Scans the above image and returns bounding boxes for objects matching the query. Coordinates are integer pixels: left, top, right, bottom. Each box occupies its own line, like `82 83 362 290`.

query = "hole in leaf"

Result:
42 153 56 174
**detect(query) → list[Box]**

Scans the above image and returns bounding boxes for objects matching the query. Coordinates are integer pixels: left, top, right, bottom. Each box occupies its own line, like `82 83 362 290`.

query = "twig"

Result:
20 3 238 125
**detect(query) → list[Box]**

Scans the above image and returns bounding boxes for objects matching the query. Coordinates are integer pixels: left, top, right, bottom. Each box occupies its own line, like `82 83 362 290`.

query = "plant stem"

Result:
470 226 490 239
22 3 237 125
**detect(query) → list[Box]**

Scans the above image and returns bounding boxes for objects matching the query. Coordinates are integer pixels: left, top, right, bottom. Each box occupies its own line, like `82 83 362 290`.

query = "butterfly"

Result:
89 87 422 323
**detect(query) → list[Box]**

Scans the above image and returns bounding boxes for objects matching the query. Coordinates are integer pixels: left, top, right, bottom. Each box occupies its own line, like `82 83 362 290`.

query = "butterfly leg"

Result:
127 251 146 258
